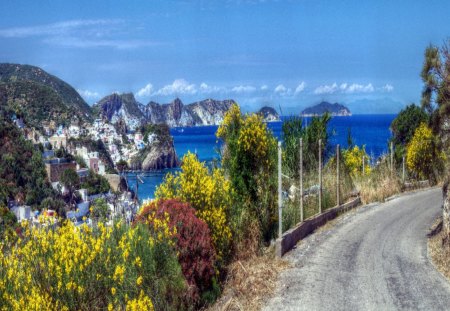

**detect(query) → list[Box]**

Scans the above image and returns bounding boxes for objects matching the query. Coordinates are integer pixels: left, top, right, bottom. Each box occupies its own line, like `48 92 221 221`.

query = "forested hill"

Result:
301 102 351 116
0 81 81 130
0 63 92 121
0 113 54 207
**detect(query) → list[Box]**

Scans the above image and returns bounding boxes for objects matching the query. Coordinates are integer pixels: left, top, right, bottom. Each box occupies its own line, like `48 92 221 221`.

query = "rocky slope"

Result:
141 98 236 127
130 124 179 170
0 63 92 121
301 102 351 117
95 95 235 128
258 106 280 121
93 93 145 131
134 141 179 170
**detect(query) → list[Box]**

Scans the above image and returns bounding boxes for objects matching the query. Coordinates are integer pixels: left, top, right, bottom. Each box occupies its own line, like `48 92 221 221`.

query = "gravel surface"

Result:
264 188 450 311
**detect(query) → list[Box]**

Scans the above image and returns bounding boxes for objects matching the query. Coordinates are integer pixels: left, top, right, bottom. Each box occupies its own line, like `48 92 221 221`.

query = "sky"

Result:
0 0 450 114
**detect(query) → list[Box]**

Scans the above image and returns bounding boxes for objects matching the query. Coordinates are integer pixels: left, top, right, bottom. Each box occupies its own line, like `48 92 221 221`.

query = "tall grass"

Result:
354 158 402 204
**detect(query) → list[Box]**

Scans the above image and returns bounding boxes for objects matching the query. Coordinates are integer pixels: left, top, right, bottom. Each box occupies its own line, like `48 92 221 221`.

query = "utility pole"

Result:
402 155 405 183
300 138 304 222
362 155 365 175
336 144 340 206
319 139 322 214
390 142 394 174
278 141 282 239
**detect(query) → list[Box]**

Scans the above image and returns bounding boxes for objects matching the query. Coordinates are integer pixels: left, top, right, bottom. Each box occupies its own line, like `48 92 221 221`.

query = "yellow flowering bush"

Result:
217 103 278 250
0 219 185 311
342 145 371 176
406 122 444 180
155 152 232 263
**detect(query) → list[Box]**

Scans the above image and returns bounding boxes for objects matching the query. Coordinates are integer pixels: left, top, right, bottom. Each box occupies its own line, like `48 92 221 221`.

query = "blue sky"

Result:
1 0 449 114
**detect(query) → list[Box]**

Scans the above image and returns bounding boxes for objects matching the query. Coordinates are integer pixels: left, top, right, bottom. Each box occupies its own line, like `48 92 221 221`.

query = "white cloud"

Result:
260 85 268 91
274 84 287 93
381 84 394 92
136 83 154 97
199 82 224 94
315 82 376 94
0 19 163 50
155 79 197 96
0 19 120 38
44 37 162 49
231 85 256 93
294 82 306 95
314 83 338 95
77 89 101 99
274 84 293 97
345 83 374 93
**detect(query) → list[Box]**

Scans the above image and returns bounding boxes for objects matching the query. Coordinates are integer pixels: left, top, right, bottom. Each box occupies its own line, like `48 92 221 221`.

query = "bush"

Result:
342 145 371 177
0 220 186 311
390 104 428 165
217 104 278 251
406 123 444 181
136 199 216 306
155 152 232 266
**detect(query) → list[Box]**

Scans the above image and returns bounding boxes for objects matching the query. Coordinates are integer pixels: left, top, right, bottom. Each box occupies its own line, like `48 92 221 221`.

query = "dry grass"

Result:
207 251 290 311
356 175 402 204
428 219 450 280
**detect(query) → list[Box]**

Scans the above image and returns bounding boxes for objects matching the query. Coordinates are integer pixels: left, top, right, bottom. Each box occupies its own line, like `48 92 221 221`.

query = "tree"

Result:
116 159 129 174
282 113 331 178
80 170 110 195
60 168 80 208
420 42 450 133
90 198 109 221
40 197 67 218
0 115 54 208
0 206 17 240
390 104 429 165
406 123 444 182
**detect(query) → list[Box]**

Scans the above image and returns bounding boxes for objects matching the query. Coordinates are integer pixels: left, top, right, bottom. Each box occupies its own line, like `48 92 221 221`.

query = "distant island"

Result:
257 106 280 122
301 101 351 117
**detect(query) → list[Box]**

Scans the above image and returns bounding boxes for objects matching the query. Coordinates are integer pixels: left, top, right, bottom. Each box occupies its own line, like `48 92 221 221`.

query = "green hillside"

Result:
0 63 92 121
0 81 80 130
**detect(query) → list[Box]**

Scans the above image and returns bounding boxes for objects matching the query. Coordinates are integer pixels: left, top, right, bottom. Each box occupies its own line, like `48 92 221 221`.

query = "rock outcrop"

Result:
141 98 235 127
141 142 179 170
130 140 179 170
95 95 235 128
93 93 145 130
129 124 179 170
258 106 280 121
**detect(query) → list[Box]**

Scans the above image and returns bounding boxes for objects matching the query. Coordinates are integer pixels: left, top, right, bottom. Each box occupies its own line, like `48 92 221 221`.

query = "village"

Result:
8 115 155 227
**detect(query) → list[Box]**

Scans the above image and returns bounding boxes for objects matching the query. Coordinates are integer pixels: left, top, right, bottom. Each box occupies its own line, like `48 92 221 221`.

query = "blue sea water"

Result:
128 114 396 201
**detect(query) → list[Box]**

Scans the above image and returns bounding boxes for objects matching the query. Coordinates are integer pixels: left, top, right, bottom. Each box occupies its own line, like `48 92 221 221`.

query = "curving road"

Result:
265 188 450 311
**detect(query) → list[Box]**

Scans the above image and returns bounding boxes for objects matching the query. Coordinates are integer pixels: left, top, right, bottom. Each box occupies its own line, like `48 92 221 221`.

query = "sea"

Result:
127 114 396 201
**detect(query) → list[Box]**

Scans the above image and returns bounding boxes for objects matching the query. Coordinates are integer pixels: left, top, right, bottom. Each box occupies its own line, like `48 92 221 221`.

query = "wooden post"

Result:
362 155 365 175
390 142 394 174
319 139 322 214
402 155 405 183
300 138 304 222
336 144 340 206
278 141 282 238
